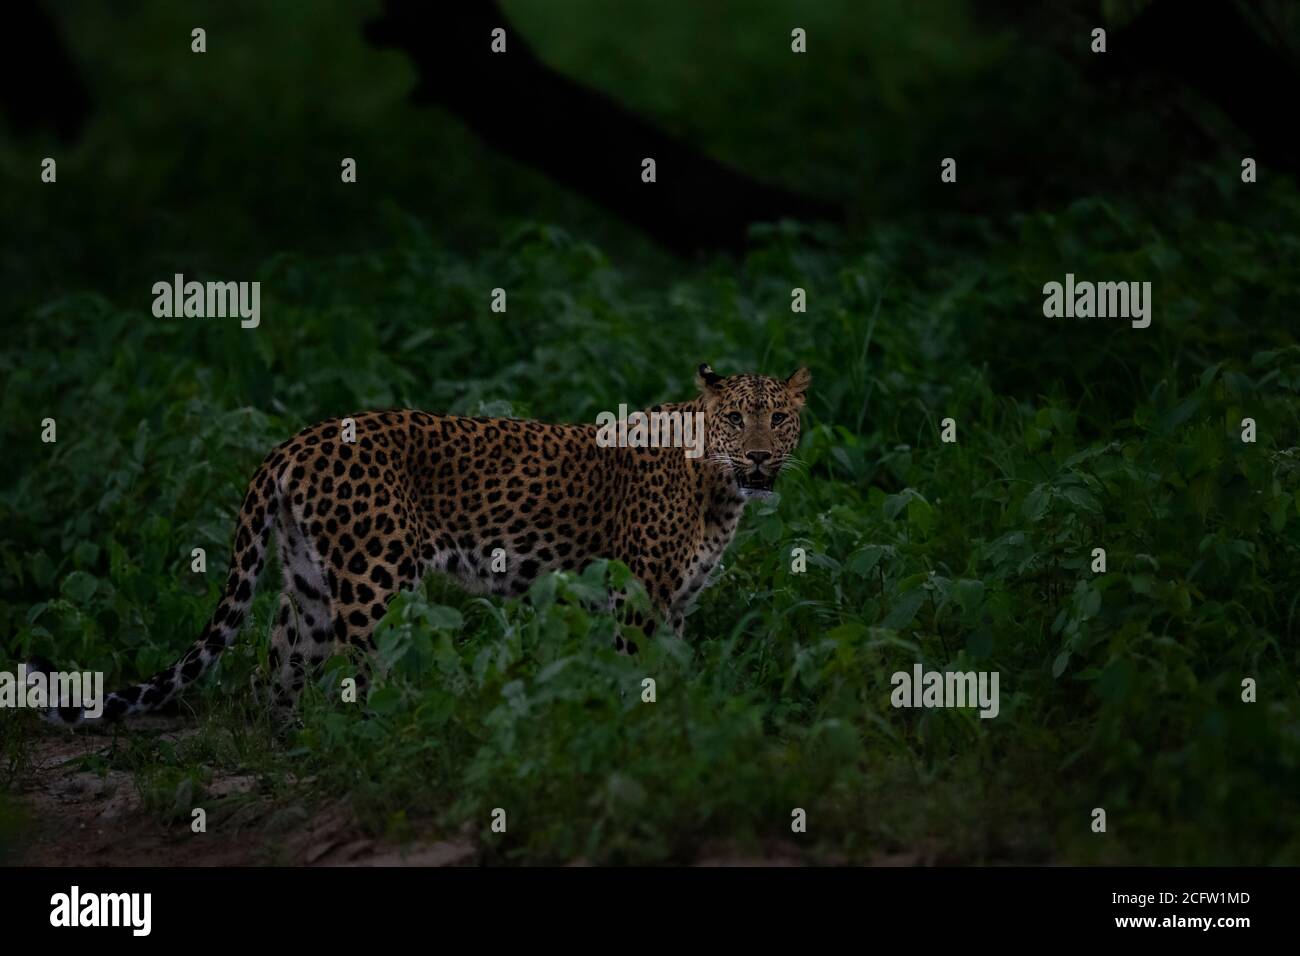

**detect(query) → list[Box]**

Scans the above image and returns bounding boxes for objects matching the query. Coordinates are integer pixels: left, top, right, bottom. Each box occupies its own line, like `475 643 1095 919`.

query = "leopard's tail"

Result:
41 454 282 726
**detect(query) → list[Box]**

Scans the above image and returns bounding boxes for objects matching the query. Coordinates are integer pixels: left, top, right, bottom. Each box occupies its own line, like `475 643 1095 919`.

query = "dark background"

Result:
1 0 1299 865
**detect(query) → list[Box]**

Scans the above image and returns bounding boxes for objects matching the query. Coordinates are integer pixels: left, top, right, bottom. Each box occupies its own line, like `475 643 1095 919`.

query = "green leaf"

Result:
1022 484 1050 521
759 514 784 544
73 541 100 568
1080 587 1101 619
30 551 55 590
847 546 884 577
826 621 867 643
1052 649 1071 678
1059 486 1101 514
883 588 925 629
953 579 985 615
61 570 98 604
367 686 402 715
965 628 993 658
536 658 572 683
606 561 633 590
802 551 839 573
907 494 935 538
528 574 557 610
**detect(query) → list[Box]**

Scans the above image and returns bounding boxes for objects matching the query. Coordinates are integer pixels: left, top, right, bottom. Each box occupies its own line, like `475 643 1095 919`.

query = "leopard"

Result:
44 364 810 724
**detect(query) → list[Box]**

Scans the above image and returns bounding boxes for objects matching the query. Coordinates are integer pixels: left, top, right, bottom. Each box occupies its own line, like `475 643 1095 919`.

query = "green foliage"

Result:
4 181 1300 862
3 0 1300 866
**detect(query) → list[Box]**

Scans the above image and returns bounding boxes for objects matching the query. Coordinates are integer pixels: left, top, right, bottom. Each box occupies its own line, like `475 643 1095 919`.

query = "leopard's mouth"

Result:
736 468 776 498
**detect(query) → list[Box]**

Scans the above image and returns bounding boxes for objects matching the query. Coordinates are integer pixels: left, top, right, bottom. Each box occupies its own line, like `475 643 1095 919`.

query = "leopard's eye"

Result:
771 412 787 426
726 412 744 427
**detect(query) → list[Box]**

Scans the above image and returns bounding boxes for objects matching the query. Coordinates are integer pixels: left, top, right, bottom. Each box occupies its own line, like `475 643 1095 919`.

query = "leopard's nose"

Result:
745 451 772 467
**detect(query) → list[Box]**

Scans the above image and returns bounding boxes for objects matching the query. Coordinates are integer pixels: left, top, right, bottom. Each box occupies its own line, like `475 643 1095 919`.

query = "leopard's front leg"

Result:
609 585 669 654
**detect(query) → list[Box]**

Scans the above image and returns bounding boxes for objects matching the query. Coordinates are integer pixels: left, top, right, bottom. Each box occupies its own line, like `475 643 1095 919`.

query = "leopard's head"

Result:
696 364 811 499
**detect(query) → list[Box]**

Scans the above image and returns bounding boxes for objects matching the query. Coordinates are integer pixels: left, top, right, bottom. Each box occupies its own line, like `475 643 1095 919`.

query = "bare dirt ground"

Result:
9 724 927 867
9 722 476 867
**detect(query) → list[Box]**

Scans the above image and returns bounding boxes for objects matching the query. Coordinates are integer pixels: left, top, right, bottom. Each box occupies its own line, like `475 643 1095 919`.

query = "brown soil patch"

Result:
8 723 475 867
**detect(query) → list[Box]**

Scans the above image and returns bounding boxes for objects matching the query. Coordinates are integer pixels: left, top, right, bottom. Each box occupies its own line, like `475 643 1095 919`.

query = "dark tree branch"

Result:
1 1 91 142
365 0 841 255
1099 0 1300 175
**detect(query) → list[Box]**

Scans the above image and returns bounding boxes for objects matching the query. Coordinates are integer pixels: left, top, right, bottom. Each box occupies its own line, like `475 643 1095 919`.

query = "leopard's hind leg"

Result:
323 486 429 695
262 496 336 714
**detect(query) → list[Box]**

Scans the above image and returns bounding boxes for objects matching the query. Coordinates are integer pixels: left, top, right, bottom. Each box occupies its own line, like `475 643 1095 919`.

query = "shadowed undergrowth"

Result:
4 178 1300 863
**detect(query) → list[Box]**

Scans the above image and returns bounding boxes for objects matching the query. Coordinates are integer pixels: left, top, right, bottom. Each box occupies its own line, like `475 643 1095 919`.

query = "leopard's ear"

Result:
785 367 811 408
696 364 724 392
